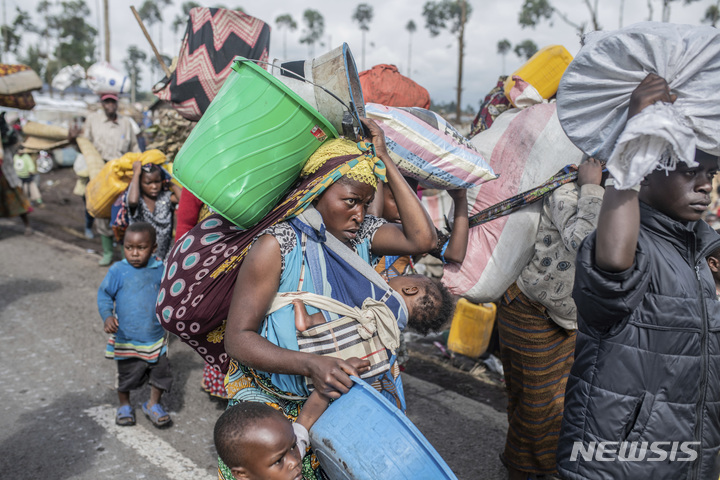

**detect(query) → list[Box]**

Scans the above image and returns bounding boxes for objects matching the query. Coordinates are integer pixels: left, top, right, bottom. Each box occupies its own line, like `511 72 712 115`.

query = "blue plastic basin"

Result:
309 377 458 480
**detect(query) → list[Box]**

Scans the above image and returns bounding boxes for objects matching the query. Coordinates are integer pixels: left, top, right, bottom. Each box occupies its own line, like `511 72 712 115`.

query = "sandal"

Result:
115 405 135 426
142 401 172 428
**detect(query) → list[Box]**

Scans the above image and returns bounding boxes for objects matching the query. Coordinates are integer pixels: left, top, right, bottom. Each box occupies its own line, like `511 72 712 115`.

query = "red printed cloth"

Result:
468 77 511 139
154 7 270 121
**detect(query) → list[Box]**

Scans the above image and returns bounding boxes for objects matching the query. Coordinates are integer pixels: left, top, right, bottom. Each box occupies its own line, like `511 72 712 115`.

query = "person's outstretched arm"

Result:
442 189 469 264
595 73 676 272
127 161 142 211
362 118 437 256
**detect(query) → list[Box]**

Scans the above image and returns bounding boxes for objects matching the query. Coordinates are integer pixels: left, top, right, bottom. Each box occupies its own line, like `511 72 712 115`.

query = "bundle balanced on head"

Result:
557 73 720 480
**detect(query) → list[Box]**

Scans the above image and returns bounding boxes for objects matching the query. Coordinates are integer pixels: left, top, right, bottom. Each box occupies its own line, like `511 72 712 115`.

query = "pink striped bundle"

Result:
442 103 584 303
365 103 496 190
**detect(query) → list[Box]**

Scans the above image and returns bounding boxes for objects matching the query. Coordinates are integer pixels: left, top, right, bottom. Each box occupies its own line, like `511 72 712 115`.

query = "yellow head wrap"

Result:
301 138 386 189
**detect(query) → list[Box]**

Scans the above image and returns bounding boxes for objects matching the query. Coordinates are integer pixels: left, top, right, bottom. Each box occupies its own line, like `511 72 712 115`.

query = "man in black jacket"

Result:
557 74 720 480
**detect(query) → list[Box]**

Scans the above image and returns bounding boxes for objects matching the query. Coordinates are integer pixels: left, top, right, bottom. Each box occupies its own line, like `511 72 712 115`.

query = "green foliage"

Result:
276 14 298 31
1 8 32 55
703 4 720 26
422 0 473 36
19 45 43 78
124 46 148 94
352 4 374 31
300 9 325 47
54 1 98 68
518 0 553 28
138 0 173 27
406 19 417 33
172 1 201 33
497 39 511 55
514 39 538 60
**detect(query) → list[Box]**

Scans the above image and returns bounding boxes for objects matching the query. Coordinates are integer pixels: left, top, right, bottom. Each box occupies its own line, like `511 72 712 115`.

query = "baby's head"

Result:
388 274 455 335
214 402 303 480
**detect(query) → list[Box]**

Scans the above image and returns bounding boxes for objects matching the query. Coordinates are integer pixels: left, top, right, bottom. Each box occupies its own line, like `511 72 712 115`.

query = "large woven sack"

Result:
359 65 430 109
76 137 104 179
0 64 42 95
153 7 270 122
557 22 720 189
441 103 584 303
21 121 70 153
85 150 166 218
365 103 496 190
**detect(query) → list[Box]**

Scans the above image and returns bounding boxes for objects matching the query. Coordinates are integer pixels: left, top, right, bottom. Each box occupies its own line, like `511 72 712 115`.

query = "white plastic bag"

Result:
52 64 85 91
86 62 128 94
557 22 720 189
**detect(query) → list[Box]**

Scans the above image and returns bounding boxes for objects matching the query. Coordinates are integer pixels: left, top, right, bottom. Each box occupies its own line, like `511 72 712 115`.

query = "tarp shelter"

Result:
359 64 431 109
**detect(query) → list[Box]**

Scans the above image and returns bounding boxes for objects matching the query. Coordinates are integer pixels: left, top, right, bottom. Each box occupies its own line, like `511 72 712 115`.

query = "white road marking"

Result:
85 405 213 479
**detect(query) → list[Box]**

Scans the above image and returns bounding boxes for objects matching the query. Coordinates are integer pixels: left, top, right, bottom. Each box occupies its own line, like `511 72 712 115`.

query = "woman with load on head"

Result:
212 119 453 480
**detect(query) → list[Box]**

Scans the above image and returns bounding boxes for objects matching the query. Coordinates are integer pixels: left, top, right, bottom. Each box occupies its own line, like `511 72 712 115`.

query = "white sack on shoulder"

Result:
608 102 697 189
557 22 720 185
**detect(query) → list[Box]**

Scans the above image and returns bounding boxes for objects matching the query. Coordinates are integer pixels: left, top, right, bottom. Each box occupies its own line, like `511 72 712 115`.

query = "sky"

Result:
7 0 714 108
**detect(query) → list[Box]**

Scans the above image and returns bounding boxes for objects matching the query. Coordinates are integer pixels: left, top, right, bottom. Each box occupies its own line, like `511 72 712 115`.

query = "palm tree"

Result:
497 39 511 74
352 4 374 70
299 9 325 57
423 0 472 123
406 20 417 78
138 0 173 56
275 14 298 59
703 0 720 27
172 2 201 34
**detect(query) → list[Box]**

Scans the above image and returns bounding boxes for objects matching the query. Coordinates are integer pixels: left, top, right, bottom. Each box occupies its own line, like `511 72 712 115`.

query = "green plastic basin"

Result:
172 56 338 229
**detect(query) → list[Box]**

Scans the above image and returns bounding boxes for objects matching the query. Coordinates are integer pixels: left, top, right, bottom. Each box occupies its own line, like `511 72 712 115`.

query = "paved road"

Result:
0 220 508 479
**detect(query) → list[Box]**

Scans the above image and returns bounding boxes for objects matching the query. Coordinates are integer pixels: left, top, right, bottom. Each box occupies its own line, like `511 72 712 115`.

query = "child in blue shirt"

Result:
97 221 172 428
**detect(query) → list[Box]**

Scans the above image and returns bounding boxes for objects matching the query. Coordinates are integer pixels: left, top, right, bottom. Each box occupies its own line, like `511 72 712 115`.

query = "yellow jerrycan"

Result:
446 298 497 359
504 45 573 106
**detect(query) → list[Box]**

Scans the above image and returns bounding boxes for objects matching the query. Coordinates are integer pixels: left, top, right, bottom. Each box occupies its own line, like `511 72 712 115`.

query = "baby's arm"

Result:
293 299 326 332
296 390 331 432
442 189 469 264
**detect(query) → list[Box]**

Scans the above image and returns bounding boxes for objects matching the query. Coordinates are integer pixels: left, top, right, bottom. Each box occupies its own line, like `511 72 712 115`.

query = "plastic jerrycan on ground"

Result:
446 298 497 359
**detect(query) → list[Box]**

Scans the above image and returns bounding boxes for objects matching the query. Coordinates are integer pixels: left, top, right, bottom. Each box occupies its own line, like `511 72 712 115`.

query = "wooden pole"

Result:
455 0 466 124
104 0 111 63
130 5 171 78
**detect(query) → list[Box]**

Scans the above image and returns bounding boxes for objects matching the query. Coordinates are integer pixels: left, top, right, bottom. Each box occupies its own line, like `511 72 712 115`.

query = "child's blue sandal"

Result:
142 401 172 428
115 405 135 426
